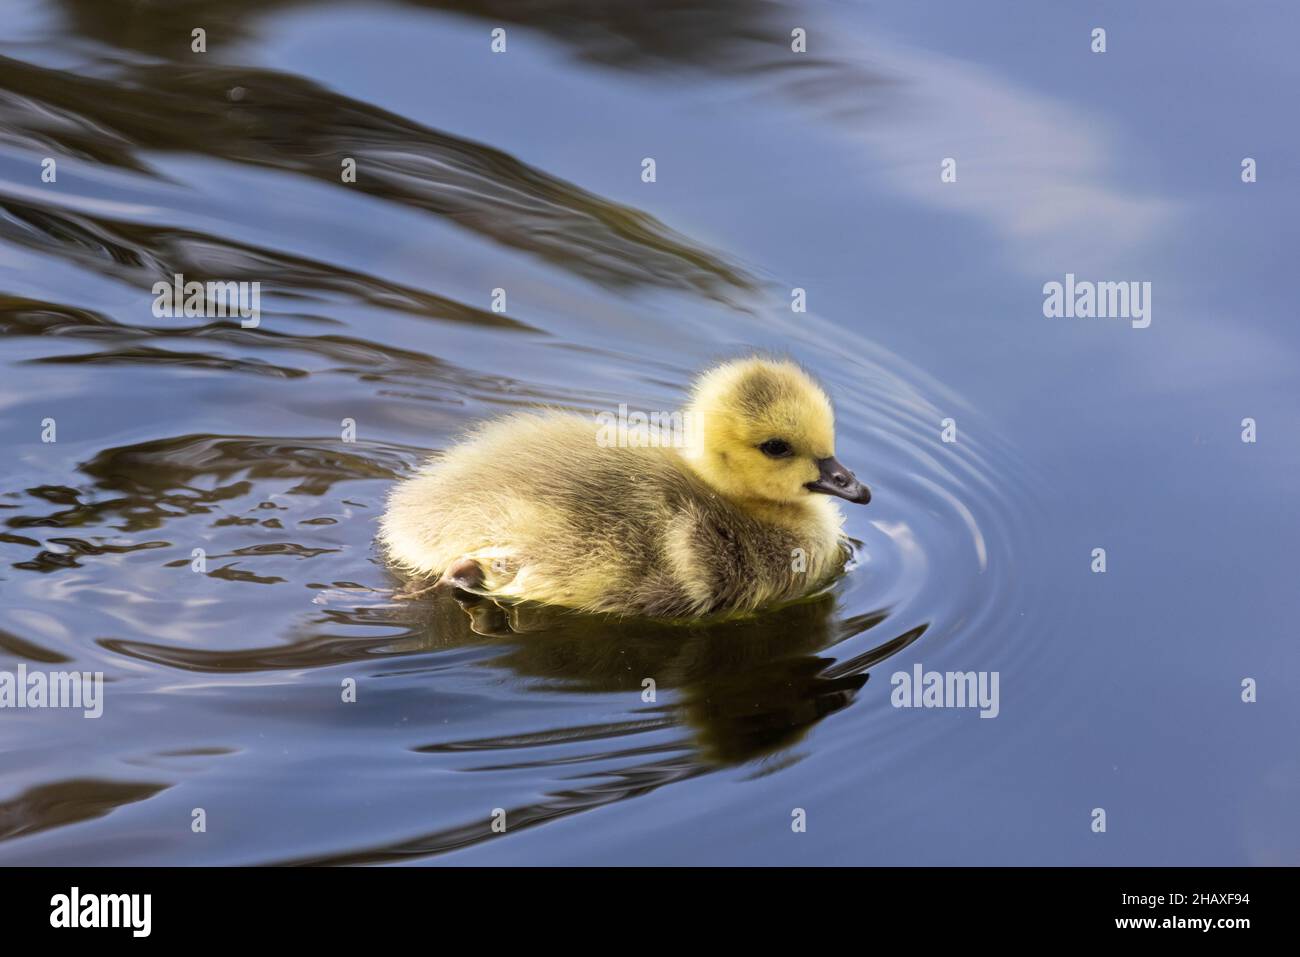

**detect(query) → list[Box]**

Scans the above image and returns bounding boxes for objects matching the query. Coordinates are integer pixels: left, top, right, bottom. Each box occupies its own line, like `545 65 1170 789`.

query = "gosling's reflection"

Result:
411 588 891 767
278 585 927 863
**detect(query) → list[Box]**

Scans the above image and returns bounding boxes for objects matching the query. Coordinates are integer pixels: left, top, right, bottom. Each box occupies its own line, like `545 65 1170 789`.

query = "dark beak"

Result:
805 455 871 504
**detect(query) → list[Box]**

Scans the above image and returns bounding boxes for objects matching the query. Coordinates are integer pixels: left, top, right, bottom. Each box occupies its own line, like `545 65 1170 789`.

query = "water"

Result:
1 0 1296 865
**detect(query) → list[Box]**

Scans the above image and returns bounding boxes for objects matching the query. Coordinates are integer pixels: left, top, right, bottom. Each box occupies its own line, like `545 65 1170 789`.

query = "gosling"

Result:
380 357 871 618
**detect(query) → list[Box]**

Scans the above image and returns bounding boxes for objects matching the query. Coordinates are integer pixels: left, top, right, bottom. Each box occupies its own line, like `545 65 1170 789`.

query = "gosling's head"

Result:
682 357 871 507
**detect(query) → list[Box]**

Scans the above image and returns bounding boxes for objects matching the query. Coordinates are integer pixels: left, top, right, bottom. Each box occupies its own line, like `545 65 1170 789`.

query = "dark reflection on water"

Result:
0 779 169 842
2 0 1294 866
0 207 538 332
54 0 871 77
413 593 898 761
276 593 923 864
6 430 405 535
0 54 754 302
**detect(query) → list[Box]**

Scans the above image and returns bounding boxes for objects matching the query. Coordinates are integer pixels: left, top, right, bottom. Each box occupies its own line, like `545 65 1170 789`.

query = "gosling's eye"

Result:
759 438 793 458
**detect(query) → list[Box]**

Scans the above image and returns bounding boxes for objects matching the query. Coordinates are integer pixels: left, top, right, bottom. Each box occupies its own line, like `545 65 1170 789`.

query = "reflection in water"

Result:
53 0 868 76
5 430 406 534
0 204 538 333
420 592 904 762
0 54 754 303
278 591 922 865
0 779 169 842
0 295 558 405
